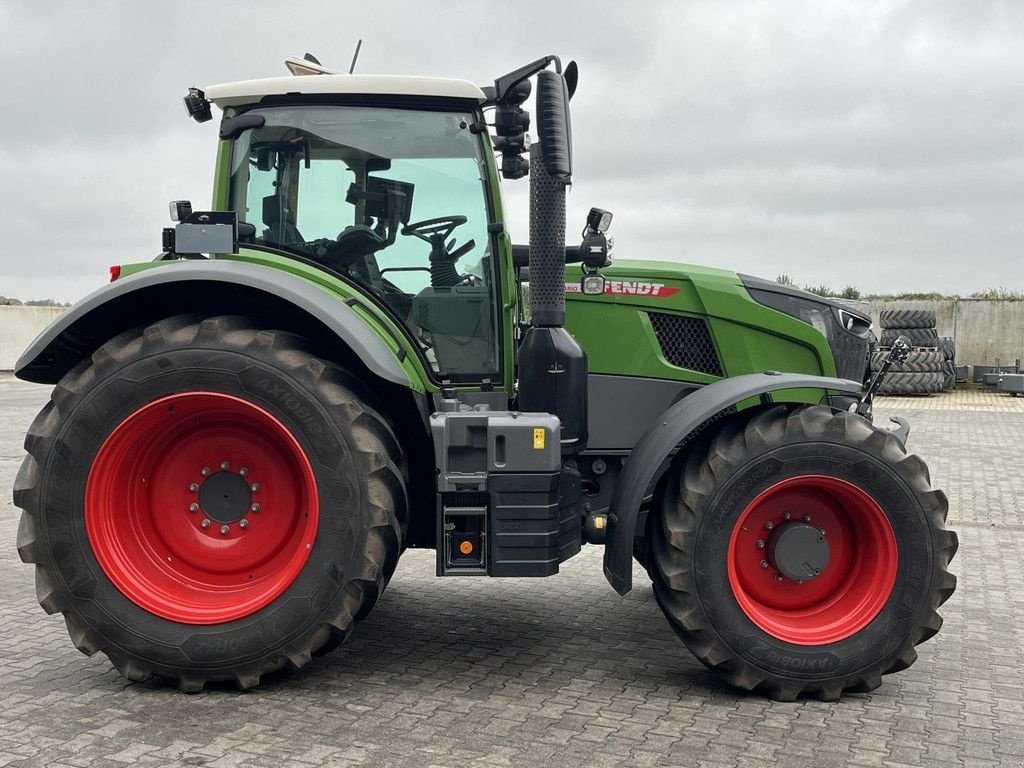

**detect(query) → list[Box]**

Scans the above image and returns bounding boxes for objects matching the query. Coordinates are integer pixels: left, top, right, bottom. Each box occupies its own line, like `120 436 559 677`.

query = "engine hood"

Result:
738 273 871 324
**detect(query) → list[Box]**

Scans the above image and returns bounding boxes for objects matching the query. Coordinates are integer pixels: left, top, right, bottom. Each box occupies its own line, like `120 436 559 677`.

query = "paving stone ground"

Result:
1 377 1022 768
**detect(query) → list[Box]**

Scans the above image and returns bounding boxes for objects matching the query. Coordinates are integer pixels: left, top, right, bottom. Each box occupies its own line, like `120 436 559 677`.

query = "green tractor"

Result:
13 54 956 700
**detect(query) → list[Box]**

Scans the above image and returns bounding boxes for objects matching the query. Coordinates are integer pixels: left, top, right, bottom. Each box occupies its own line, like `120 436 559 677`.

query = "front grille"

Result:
827 325 870 383
648 312 724 376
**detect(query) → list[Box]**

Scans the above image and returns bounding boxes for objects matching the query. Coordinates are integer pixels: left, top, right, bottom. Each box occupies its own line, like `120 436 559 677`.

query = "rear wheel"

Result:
15 316 407 691
650 406 957 700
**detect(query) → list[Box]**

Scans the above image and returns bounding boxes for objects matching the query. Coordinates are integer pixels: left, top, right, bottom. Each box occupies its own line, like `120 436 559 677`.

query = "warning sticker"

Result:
533 428 546 450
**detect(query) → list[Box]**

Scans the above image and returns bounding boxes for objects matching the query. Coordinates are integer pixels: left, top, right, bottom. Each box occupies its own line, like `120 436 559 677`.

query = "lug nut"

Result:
201 519 211 529
251 483 260 493
220 461 230 470
189 483 200 493
239 519 249 529
803 514 811 523
775 574 784 582
764 521 773 531
239 467 249 477
189 503 199 512
760 559 769 569
201 467 211 477
782 511 791 521
250 503 261 512
220 525 230 535
756 540 766 550
819 528 826 537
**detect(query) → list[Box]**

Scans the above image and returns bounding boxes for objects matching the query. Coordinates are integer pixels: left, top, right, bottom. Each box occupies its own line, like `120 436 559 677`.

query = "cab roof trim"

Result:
205 75 487 108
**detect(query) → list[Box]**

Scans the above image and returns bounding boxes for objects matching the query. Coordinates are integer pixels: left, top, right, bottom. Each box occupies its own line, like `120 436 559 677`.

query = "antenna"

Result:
349 39 363 74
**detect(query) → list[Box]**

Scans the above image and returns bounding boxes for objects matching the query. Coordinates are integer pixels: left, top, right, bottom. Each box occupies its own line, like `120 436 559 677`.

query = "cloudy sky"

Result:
1 0 1020 302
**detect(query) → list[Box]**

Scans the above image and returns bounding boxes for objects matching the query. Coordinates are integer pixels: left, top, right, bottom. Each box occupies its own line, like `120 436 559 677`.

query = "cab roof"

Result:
205 75 488 109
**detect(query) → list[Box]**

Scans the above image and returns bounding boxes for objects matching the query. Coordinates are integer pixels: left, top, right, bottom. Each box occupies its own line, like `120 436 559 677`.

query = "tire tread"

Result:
649 405 956 700
14 314 408 691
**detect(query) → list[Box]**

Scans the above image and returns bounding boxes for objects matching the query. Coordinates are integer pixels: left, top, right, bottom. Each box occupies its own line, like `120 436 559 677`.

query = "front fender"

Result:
16 260 412 388
603 372 863 595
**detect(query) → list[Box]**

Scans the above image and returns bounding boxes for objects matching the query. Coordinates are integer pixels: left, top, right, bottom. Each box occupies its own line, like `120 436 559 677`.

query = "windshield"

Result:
229 105 499 378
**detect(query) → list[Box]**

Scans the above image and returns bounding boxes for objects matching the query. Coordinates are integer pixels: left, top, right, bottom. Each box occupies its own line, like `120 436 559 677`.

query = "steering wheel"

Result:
401 216 467 244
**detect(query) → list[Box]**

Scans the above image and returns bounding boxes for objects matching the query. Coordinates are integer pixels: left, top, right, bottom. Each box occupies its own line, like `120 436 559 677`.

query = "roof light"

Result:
183 88 212 123
169 200 193 223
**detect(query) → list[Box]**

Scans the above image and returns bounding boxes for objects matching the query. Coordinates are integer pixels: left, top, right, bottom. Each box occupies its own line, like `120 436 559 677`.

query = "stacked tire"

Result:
872 309 948 395
937 336 956 390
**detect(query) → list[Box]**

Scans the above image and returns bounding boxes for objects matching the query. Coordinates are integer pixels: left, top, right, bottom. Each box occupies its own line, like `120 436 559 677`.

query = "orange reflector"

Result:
459 540 474 555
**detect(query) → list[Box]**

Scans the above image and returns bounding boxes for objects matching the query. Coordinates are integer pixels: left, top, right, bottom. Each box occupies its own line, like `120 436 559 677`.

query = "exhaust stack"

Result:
527 143 568 327
518 70 587 454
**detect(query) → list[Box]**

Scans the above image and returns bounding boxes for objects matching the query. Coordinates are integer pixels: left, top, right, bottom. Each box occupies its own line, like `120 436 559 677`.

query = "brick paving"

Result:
875 390 1024 413
1 378 1022 767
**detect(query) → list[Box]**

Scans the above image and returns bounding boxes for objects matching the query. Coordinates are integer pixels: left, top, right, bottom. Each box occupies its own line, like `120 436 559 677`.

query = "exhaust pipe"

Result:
518 70 587 454
527 143 567 327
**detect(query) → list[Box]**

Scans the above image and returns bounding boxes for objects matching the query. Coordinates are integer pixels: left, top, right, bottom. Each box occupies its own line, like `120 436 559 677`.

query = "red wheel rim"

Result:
727 475 897 645
86 392 319 625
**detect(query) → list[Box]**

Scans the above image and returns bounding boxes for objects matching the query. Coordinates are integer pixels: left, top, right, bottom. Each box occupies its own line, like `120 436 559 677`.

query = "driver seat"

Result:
262 195 303 245
329 224 389 287
336 225 387 256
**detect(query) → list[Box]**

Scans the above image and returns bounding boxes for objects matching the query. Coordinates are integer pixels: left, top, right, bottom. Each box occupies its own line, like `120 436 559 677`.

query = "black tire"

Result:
878 371 945 395
879 309 936 329
649 406 957 700
14 315 408 691
870 350 945 373
937 336 955 362
942 361 956 391
880 327 939 348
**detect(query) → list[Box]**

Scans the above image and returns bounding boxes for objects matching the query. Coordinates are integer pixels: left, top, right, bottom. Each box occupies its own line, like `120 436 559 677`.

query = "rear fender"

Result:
603 372 863 595
16 260 415 389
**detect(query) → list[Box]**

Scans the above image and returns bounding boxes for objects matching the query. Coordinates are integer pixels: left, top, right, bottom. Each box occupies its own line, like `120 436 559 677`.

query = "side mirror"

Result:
536 70 572 183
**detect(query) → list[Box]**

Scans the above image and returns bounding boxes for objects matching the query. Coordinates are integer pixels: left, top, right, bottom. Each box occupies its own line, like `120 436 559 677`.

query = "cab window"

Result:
229 106 498 380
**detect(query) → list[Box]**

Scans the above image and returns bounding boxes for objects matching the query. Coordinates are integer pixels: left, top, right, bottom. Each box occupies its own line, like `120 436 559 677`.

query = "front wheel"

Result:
15 315 407 691
650 405 957 700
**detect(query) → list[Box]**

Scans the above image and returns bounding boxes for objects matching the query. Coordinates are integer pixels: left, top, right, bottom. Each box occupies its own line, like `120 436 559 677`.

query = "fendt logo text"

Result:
564 281 681 297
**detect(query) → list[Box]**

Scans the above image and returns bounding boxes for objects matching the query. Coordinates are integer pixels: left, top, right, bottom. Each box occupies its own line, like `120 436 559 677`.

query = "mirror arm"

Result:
490 55 562 104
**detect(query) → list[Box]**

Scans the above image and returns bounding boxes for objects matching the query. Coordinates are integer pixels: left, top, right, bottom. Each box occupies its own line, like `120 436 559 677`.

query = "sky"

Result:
0 0 1021 302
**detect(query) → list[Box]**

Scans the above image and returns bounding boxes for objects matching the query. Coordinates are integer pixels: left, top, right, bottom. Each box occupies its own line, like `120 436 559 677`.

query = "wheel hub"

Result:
197 470 253 524
768 522 830 582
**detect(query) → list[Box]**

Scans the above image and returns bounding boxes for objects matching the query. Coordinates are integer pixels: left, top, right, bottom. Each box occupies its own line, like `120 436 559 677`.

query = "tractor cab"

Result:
189 57 510 383
224 102 500 378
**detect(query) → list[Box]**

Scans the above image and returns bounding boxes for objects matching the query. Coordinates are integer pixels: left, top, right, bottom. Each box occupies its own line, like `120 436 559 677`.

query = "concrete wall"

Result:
864 299 1024 367
950 300 1024 367
0 306 65 370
